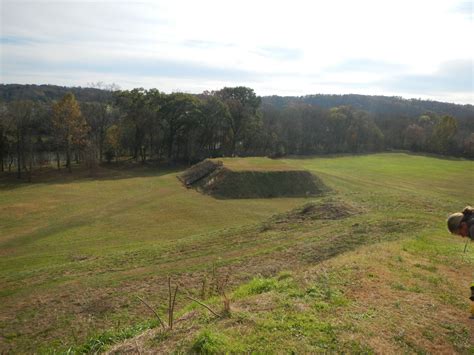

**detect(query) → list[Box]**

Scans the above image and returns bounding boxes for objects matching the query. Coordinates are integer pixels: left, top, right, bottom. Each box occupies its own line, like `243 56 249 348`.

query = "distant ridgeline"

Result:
0 84 473 179
0 84 113 103
1 84 472 118
262 94 474 120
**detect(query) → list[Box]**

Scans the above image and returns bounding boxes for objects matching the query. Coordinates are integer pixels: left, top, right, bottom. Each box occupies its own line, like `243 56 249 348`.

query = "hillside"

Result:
0 154 473 352
262 94 474 120
1 84 473 120
0 84 112 103
109 229 473 353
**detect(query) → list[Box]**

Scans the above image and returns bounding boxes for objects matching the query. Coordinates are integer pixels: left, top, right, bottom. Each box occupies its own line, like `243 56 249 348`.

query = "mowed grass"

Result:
0 153 473 352
0 164 305 351
0 167 303 281
214 157 301 171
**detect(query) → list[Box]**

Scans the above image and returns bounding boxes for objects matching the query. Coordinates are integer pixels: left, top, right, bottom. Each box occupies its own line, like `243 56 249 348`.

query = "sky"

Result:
0 0 473 104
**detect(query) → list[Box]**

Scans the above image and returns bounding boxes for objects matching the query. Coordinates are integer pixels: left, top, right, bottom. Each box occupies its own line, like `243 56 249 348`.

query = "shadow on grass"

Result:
0 162 184 191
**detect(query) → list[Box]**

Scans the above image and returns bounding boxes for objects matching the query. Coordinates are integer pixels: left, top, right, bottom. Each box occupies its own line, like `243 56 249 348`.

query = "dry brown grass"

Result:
109 238 473 353
310 242 474 354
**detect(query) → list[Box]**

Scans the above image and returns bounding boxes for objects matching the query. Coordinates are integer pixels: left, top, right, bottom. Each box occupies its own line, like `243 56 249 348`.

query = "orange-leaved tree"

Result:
52 93 89 172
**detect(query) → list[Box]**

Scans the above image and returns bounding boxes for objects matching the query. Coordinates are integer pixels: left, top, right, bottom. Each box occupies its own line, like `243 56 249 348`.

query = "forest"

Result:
0 83 473 179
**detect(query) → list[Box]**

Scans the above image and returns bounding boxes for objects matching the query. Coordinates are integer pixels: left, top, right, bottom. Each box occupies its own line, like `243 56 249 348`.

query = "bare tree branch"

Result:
136 296 167 330
170 284 179 329
185 295 220 317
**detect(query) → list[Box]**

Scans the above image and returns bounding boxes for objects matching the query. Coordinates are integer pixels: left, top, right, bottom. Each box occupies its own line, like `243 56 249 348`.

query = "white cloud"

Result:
1 0 473 103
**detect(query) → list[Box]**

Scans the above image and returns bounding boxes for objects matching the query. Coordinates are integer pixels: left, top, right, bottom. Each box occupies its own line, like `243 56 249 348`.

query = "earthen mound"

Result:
179 159 329 199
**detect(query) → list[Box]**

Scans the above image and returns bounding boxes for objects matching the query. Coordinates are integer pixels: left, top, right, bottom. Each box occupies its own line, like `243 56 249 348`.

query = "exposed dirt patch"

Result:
81 296 115 316
275 201 360 222
258 200 362 236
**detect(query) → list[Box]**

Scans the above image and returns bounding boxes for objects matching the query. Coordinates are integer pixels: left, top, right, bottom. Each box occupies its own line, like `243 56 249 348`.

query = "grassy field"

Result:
0 153 473 353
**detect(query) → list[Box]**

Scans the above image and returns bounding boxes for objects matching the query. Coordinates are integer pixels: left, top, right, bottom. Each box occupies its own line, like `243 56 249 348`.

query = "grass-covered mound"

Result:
179 159 328 199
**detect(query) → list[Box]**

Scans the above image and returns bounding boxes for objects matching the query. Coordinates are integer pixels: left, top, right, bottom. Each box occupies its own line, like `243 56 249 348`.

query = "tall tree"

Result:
52 93 89 172
0 102 10 172
161 93 201 161
8 100 35 178
146 89 164 160
462 133 474 158
404 124 425 151
431 115 458 154
114 88 149 162
197 95 229 157
104 124 122 163
214 87 261 156
82 102 117 162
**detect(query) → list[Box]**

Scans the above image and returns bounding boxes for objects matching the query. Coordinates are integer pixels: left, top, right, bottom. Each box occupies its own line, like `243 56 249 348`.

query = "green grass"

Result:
172 228 472 353
0 153 473 353
191 329 234 353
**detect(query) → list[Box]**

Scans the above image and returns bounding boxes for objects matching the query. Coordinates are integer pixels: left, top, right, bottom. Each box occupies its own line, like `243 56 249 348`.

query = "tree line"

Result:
0 85 473 179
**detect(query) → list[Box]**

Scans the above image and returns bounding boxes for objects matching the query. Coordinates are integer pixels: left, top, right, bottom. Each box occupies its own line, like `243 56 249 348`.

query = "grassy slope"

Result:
155 235 473 354
111 154 474 354
0 154 473 352
0 165 304 352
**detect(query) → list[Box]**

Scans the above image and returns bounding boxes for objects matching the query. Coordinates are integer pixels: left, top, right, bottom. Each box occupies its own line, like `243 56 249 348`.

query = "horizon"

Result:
1 0 473 104
3 82 474 107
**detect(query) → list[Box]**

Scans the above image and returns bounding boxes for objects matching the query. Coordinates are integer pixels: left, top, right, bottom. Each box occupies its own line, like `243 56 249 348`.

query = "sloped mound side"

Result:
194 168 328 199
204 170 325 199
178 159 222 187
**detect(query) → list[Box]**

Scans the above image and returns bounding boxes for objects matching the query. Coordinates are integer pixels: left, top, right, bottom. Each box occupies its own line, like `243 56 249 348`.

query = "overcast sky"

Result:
1 0 473 104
